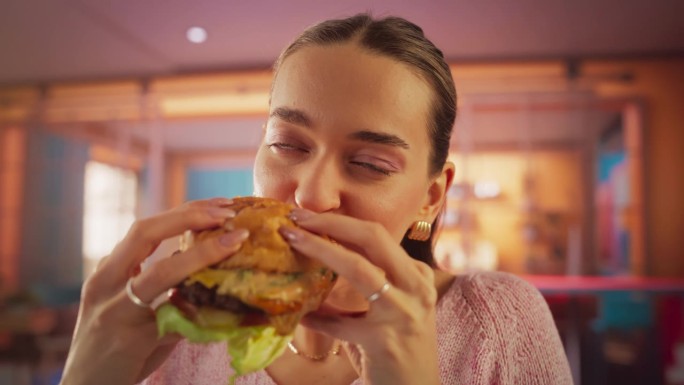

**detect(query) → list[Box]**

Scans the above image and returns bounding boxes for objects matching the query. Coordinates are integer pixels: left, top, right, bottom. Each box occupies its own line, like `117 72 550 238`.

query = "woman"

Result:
60 14 572 385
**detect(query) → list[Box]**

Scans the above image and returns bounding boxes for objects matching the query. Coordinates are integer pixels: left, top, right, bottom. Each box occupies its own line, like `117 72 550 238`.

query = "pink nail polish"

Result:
219 229 249 246
209 197 233 206
209 208 236 219
279 227 298 241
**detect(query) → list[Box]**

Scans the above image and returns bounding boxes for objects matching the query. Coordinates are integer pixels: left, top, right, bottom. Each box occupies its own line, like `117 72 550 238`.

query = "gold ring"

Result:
125 278 152 309
366 281 391 303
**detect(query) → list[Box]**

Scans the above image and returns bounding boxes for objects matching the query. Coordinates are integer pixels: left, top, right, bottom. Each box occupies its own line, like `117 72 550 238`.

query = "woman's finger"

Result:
302 286 435 349
193 197 234 207
100 199 236 282
289 209 418 285
129 228 249 304
279 226 388 299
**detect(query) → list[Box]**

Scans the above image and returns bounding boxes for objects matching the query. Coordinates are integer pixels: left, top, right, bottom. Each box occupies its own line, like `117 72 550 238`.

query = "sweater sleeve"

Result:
461 272 573 385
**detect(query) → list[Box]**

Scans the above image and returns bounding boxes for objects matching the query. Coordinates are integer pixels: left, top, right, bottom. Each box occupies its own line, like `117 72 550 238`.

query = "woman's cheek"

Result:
253 153 292 200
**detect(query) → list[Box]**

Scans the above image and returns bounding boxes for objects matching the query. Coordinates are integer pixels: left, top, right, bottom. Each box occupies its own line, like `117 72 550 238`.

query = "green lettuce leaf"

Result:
156 304 292 383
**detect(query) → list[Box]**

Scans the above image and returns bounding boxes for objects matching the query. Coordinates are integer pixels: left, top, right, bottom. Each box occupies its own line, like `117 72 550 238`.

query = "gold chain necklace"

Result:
287 340 341 361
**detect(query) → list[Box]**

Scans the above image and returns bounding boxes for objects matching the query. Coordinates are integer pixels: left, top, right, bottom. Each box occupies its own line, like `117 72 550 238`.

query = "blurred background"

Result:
1 0 683 384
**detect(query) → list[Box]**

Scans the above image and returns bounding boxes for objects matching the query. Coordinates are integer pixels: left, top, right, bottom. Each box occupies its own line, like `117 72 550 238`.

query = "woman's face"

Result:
254 43 444 311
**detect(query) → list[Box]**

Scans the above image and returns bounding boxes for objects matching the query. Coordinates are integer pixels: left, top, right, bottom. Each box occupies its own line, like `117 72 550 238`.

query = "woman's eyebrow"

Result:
349 130 410 149
270 107 311 127
269 107 409 149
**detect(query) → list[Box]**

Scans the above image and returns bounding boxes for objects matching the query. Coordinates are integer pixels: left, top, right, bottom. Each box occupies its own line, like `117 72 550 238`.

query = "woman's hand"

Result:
60 198 249 385
280 209 441 385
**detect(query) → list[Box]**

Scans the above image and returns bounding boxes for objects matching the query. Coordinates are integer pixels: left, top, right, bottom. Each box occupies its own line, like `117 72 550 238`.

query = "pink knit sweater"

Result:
143 272 573 385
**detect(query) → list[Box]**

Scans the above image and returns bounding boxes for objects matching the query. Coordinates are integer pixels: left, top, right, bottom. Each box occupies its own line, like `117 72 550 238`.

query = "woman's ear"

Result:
420 161 455 222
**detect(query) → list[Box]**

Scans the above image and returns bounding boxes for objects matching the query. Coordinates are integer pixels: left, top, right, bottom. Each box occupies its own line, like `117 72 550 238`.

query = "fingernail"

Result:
219 229 249 246
209 197 233 206
279 226 299 242
209 208 236 219
289 208 315 222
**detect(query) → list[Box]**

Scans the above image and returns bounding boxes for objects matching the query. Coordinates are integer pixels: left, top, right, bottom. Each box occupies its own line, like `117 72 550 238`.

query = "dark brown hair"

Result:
273 14 456 266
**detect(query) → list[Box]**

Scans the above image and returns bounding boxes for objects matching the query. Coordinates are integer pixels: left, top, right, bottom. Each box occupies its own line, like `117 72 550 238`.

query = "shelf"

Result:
520 275 684 294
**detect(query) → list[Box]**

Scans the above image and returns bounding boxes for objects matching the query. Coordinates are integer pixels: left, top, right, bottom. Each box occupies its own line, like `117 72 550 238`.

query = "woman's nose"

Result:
294 159 341 213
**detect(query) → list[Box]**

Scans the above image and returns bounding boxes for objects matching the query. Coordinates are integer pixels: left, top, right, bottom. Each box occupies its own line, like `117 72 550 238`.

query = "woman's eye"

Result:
267 142 307 153
350 161 393 176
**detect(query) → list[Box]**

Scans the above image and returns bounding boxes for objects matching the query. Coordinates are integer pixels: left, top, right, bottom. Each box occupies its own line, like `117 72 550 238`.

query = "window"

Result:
82 161 137 278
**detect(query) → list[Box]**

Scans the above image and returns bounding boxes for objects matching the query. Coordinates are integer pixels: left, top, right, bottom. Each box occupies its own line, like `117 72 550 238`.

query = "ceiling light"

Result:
186 27 207 44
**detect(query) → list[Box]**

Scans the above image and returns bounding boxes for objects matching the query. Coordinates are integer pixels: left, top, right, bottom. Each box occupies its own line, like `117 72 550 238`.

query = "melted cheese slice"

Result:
187 269 320 311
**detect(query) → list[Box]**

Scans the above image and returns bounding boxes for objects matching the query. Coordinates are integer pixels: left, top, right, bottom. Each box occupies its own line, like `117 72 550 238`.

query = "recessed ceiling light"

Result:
186 27 207 44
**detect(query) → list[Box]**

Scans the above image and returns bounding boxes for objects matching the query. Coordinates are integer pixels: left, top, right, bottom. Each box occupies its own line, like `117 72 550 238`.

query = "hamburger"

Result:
156 197 337 377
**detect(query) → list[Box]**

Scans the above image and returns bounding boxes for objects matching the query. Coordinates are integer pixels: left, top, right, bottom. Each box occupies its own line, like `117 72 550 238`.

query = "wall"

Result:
586 58 684 277
186 167 254 201
0 127 25 291
442 149 584 274
19 128 88 291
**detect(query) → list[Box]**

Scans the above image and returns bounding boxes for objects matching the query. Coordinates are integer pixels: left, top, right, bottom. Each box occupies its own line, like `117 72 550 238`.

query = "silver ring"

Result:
366 281 391 303
125 277 152 309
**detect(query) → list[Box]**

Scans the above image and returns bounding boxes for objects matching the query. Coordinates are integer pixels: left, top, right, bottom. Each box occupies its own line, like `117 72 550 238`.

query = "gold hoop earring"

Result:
407 220 432 241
